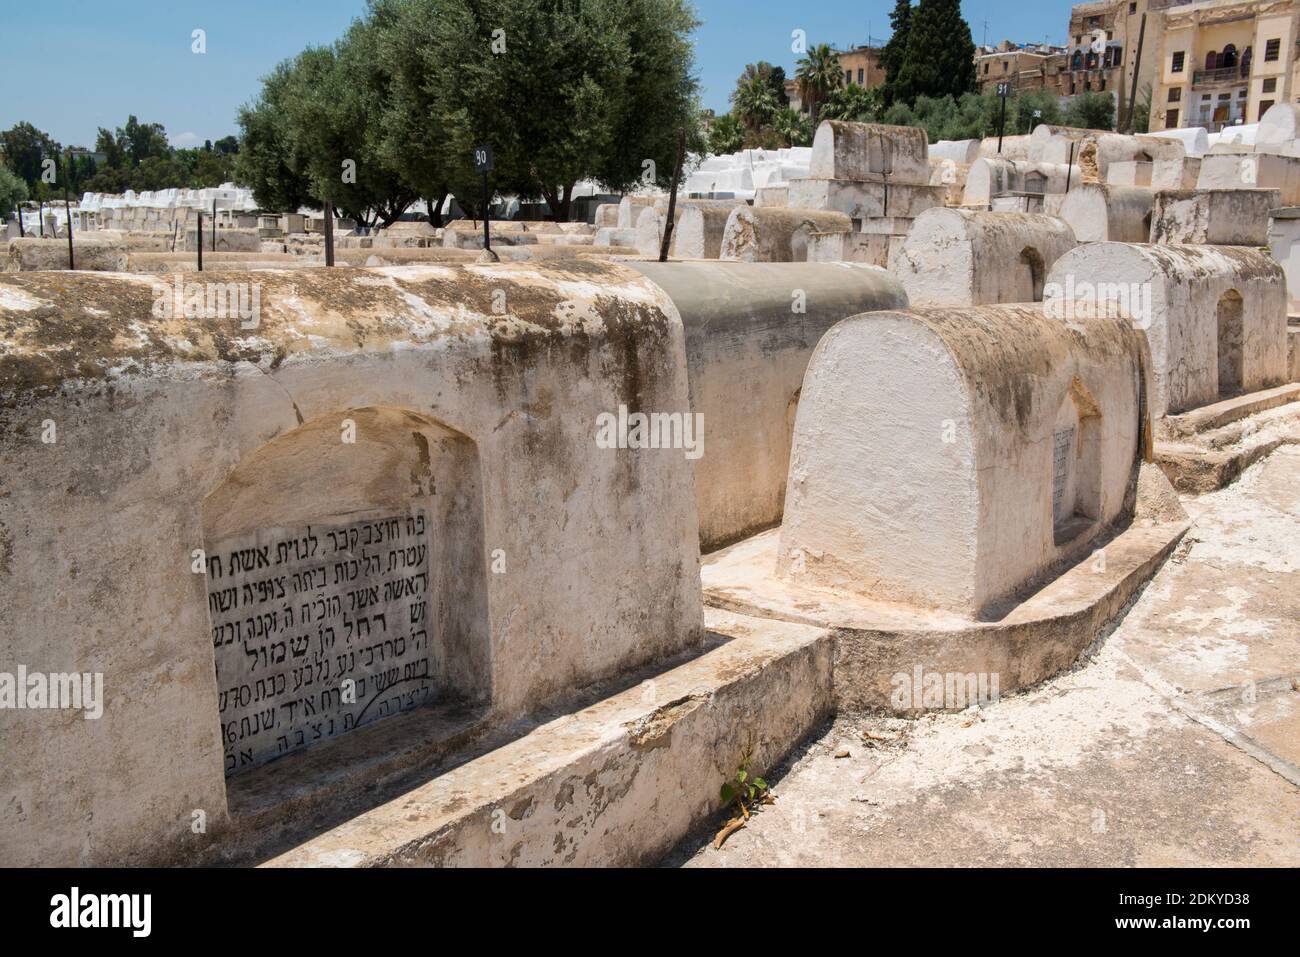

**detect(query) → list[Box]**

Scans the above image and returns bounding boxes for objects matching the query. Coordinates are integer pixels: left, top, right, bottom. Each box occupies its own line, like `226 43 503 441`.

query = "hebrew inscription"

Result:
1052 427 1075 525
207 511 433 776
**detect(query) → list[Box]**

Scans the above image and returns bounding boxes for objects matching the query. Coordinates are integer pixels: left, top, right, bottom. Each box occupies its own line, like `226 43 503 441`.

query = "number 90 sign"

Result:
473 145 494 173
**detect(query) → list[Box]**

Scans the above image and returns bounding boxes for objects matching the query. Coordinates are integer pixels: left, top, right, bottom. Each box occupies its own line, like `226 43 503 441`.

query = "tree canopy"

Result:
891 0 976 104
795 44 843 127
236 0 702 223
0 166 28 219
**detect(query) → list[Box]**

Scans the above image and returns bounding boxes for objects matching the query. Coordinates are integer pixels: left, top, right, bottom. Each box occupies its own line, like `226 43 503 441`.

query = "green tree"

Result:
772 106 813 147
1011 89 1062 134
0 166 29 219
795 44 843 127
880 0 912 107
0 122 61 197
820 84 883 123
371 0 458 226
283 20 416 226
736 62 788 108
707 113 744 155
235 61 319 213
122 116 170 166
894 0 975 104
732 72 779 131
415 0 700 221
1063 91 1116 131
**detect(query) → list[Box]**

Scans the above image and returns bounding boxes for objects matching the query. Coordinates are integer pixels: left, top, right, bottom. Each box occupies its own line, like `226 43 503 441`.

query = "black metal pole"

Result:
997 90 1007 153
1124 14 1148 133
324 200 335 267
39 201 44 237
63 156 74 270
16 203 24 238
211 198 217 251
1065 142 1075 193
197 211 203 272
481 174 491 253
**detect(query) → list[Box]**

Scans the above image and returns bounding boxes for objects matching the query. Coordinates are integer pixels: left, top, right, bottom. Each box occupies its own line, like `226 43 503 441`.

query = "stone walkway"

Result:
675 445 1300 867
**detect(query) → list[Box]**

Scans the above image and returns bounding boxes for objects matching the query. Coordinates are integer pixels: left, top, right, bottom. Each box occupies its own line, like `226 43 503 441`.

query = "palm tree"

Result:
772 107 813 147
820 85 882 123
795 44 844 127
732 73 779 131
707 113 745 156
737 61 789 106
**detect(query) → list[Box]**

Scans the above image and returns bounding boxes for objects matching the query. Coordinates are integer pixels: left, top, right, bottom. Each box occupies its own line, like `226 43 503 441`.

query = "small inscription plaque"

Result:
207 511 432 776
1052 428 1075 525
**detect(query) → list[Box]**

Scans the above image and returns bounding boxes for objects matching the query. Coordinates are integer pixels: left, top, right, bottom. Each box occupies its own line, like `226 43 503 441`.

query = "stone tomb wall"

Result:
201 405 489 777
629 261 908 551
1046 243 1288 416
889 208 1077 307
0 261 702 865
777 305 1145 619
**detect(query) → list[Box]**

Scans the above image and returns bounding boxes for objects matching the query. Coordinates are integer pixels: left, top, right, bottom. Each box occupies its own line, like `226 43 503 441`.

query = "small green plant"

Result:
714 745 773 848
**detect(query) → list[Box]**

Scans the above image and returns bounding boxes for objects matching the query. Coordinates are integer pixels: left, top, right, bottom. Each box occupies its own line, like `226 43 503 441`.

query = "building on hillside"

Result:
976 41 1071 95
1061 0 1165 125
1147 0 1300 131
787 44 886 113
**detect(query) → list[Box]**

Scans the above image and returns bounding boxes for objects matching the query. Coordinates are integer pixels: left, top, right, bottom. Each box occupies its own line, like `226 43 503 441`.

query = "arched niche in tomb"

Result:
1018 246 1047 302
199 406 490 780
1217 289 1245 397
1050 379 1103 546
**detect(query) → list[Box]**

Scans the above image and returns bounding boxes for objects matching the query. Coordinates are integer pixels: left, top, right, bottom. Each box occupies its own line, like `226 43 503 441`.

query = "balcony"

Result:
1192 64 1248 86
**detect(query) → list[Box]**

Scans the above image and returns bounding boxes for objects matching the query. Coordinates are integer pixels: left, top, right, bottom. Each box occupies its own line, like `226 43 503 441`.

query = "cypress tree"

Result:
894 0 976 104
879 0 912 107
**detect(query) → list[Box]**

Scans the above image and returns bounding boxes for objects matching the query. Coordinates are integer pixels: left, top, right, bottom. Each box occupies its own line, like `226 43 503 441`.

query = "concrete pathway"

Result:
677 446 1300 867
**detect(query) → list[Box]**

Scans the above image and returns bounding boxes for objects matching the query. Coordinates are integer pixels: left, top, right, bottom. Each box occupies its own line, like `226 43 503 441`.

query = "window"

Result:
845 69 852 84
1003 61 1009 72
984 62 990 74
857 67 864 84
1260 99 1275 119
1168 87 1181 102
1172 50 1185 72
1129 2 1136 12
1166 108 1179 127
1263 77 1277 93
1265 38 1280 61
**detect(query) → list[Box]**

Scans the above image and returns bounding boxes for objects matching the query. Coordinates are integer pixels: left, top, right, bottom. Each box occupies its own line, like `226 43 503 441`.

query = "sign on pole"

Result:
474 145 493 253
996 83 1010 153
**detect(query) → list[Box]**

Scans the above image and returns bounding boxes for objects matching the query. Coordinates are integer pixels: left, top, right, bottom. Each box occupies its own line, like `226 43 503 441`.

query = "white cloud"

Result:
171 131 201 147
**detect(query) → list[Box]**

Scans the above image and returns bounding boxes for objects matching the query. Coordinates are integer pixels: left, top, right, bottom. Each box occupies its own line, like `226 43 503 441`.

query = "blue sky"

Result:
1 1 1066 148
